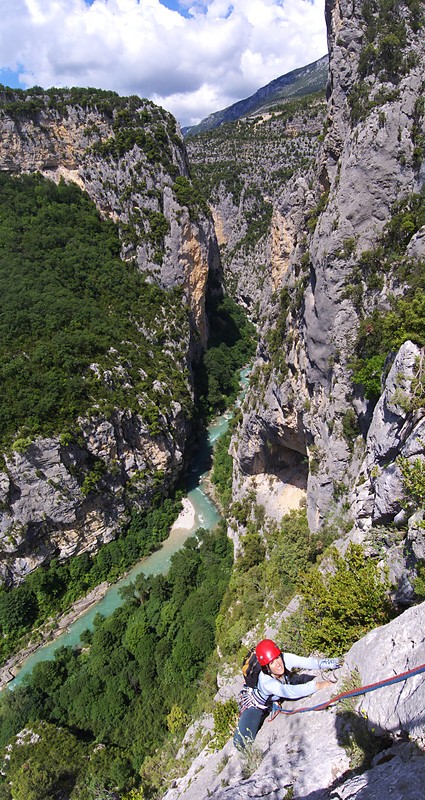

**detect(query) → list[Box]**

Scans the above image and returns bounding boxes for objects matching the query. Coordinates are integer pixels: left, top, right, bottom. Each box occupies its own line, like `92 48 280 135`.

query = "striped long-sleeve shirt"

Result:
253 652 323 707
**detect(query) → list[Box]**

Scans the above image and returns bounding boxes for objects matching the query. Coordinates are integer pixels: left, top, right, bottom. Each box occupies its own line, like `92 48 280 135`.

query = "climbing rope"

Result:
268 661 425 721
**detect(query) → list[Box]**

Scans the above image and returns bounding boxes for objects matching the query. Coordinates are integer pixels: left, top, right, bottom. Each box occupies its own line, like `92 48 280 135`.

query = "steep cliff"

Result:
186 92 327 318
164 601 425 800
0 87 221 585
158 2 425 795
229 0 425 543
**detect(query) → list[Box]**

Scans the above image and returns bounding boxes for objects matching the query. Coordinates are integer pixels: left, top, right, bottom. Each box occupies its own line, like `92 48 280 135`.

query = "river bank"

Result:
0 581 110 690
0 497 197 691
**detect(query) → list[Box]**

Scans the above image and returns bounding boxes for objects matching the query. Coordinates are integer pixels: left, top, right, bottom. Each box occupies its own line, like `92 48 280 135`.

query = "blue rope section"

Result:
269 661 425 719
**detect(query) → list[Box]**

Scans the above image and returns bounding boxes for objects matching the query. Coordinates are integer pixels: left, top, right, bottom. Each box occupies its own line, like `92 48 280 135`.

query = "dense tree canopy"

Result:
0 525 233 799
0 172 191 449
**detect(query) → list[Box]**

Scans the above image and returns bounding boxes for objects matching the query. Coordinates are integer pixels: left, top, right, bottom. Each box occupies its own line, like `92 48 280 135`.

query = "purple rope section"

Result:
268 661 425 721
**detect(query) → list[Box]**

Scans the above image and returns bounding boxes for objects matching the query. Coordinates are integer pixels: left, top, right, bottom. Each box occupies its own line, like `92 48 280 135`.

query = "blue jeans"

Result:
233 706 268 750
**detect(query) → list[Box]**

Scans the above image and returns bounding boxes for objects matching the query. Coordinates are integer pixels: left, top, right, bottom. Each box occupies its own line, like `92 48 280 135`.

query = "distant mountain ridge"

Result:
183 54 328 136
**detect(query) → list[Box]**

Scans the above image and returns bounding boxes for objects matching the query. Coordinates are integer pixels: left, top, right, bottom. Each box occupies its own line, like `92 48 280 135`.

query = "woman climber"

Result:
233 638 341 750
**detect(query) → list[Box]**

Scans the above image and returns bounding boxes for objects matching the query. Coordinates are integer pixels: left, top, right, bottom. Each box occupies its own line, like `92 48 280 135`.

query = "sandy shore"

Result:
171 496 196 530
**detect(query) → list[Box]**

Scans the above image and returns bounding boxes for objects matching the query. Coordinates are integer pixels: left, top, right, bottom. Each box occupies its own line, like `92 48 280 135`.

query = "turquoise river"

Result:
7 367 250 689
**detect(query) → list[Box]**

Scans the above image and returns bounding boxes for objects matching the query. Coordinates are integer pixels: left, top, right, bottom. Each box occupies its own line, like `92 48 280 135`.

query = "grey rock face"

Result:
406 225 425 260
231 0 425 532
163 601 425 800
346 602 425 745
350 341 424 531
0 404 190 586
331 743 425 800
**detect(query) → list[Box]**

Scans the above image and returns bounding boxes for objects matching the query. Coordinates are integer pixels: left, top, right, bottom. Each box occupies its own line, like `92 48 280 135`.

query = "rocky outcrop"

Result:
0 89 221 346
0 88 222 584
350 341 424 532
231 0 425 534
0 403 190 585
163 601 425 800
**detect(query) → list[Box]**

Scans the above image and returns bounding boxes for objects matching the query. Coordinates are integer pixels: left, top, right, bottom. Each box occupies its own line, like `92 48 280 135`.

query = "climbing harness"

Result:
268 661 425 721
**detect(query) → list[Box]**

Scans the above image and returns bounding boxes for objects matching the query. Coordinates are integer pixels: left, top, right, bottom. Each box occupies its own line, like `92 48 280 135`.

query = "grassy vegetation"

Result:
347 188 425 400
280 544 394 655
348 0 424 123
215 507 338 658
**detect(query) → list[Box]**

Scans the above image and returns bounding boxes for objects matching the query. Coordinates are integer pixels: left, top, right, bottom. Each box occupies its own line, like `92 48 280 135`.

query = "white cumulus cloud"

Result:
0 0 327 127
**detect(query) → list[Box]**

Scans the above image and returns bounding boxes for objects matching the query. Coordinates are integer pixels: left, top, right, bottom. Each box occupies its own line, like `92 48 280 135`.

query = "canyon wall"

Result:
0 89 221 584
230 0 425 543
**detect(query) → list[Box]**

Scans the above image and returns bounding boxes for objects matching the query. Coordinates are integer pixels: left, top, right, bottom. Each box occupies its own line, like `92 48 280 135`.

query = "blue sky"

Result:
0 1 327 127
159 1 190 13
0 68 22 89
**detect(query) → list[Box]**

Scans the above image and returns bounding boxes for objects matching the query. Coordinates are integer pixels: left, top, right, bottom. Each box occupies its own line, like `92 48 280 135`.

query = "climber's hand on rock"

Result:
316 679 334 691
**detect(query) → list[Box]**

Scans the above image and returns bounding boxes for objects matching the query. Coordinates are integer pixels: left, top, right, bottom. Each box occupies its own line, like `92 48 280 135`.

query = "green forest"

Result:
0 498 183 664
0 172 192 450
0 525 233 800
0 164 257 800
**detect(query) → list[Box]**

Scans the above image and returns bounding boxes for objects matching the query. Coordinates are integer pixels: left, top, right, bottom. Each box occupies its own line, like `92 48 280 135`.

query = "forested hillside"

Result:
0 173 191 449
0 85 256 594
0 524 233 799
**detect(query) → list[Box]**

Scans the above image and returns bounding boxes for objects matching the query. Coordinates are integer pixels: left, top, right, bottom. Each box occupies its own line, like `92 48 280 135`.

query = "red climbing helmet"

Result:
255 639 281 666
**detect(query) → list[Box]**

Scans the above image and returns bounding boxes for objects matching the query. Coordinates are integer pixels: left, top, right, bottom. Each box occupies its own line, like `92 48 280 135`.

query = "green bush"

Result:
172 175 209 220
0 722 87 800
236 532 266 572
413 560 425 599
352 354 386 400
341 408 360 450
215 510 334 658
293 544 394 655
211 699 238 750
397 456 425 510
